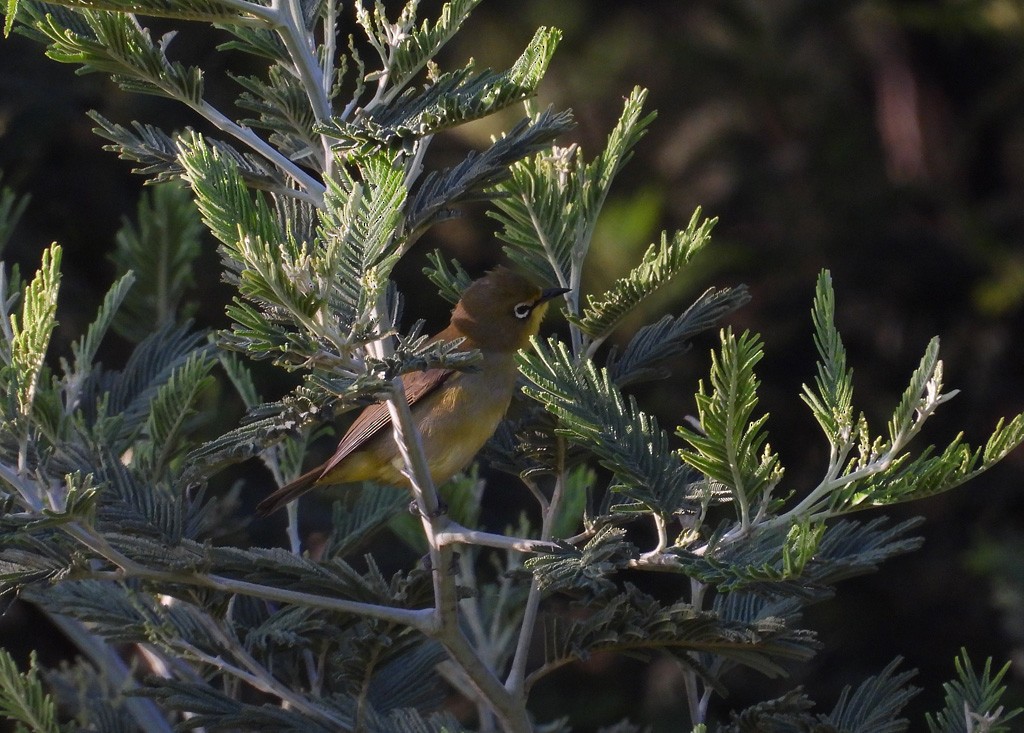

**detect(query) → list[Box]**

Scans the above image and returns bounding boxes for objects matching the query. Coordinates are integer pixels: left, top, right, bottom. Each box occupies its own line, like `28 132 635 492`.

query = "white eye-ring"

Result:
513 301 533 319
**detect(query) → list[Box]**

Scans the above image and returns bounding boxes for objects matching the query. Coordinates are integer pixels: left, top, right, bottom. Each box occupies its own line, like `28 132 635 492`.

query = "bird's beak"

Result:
539 286 571 303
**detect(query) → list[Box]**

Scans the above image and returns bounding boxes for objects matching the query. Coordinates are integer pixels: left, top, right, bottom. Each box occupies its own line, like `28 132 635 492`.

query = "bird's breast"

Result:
411 363 517 483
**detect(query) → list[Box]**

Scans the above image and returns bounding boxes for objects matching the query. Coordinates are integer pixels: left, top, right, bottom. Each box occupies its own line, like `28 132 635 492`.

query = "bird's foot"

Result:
408 497 448 518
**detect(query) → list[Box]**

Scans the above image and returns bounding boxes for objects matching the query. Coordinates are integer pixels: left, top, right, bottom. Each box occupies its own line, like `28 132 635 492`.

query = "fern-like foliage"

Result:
800 270 855 446
717 688 822 733
109 182 203 341
822 657 919 732
532 584 816 692
3 1 1023 730
607 284 750 387
0 649 59 733
672 517 923 598
90 112 287 190
422 250 474 305
8 244 60 420
66 271 135 397
0 174 30 254
680 327 783 530
526 525 638 597
519 337 706 517
31 7 206 103
233 64 321 166
925 650 1022 733
343 27 561 144
134 349 216 479
406 107 575 236
360 0 482 100
570 209 716 341
490 86 654 290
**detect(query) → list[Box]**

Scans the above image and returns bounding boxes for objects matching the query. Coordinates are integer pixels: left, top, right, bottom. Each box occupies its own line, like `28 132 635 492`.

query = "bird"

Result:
256 267 569 516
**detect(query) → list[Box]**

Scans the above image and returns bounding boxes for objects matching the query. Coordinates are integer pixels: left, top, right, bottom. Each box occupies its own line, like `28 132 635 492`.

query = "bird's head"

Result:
449 267 569 351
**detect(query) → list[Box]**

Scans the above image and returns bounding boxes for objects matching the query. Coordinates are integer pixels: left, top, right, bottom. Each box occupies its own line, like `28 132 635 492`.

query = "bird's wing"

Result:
315 367 455 479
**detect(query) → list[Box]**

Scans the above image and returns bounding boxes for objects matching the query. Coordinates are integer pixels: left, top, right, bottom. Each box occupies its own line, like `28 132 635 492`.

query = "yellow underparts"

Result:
317 366 516 489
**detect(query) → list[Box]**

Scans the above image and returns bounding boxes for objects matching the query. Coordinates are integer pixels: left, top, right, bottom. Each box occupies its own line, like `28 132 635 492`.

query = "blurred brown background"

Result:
2 0 1023 729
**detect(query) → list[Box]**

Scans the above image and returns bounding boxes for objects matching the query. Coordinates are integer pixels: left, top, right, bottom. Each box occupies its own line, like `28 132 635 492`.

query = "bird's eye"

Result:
513 301 533 319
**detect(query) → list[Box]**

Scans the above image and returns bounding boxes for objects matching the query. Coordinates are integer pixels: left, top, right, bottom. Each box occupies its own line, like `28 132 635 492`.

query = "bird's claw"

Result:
408 497 448 518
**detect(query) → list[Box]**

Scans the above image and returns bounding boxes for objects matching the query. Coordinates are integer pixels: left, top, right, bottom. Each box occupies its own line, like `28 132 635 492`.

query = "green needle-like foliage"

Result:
135 349 216 478
363 0 482 96
607 284 750 387
801 270 855 444
926 650 1021 733
680 327 783 529
109 182 203 342
571 209 716 341
0 176 30 254
355 27 562 142
519 337 704 516
491 86 654 290
8 245 60 419
1 1 1022 731
823 657 919 732
0 650 59 733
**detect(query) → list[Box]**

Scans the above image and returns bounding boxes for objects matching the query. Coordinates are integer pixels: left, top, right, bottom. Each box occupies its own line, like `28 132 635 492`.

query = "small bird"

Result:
257 267 569 516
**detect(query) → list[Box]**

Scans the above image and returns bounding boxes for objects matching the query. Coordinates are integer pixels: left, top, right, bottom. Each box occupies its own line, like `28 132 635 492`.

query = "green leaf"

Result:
314 150 407 338
607 285 750 387
320 487 411 559
10 244 61 418
800 270 855 444
519 337 705 516
782 518 825 577
887 336 945 446
89 112 286 191
135 349 216 478
178 132 378 365
382 0 483 94
0 175 30 253
717 689 819 733
0 649 59 733
679 328 783 527
177 131 283 256
23 0 265 23
217 351 260 409
3 0 17 38
406 107 575 235
109 182 203 342
185 371 389 476
673 516 922 598
926 649 1021 733
33 9 205 103
232 65 319 166
824 657 919 733
69 271 135 379
144 677 344 731
492 86 654 289
423 250 473 305
534 585 814 690
831 414 1024 512
571 210 717 341
328 26 561 146
709 594 819 679
526 525 637 596
103 321 209 440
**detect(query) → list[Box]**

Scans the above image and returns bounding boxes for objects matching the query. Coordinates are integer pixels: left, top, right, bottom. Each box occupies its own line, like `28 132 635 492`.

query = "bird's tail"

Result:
256 467 323 516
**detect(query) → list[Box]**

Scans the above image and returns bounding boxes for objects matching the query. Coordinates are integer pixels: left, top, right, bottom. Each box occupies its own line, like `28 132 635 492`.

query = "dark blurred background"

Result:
2 0 1024 729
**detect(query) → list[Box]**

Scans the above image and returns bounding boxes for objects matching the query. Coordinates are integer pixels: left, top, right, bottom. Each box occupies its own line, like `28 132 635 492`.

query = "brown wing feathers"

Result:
255 367 455 516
